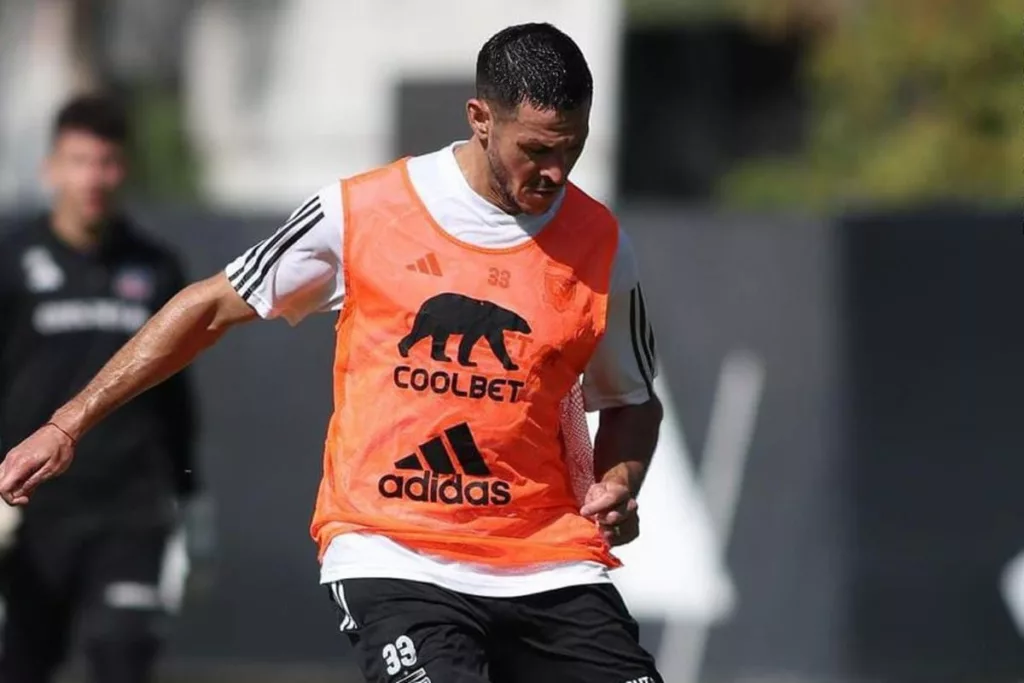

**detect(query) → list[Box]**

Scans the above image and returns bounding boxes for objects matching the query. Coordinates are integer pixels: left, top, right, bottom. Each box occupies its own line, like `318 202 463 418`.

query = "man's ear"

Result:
466 98 493 144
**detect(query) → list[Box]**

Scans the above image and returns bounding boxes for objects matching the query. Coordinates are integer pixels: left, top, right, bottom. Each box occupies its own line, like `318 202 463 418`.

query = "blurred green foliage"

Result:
626 0 733 24
717 0 1020 209
124 87 201 203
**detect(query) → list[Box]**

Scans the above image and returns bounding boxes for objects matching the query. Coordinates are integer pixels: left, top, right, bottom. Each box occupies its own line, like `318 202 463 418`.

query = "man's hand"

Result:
180 494 217 568
160 494 218 614
580 480 639 546
585 396 663 548
0 424 76 505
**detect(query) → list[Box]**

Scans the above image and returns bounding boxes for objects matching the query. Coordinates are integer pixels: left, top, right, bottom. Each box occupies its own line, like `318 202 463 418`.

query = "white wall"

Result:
183 0 624 211
0 0 80 209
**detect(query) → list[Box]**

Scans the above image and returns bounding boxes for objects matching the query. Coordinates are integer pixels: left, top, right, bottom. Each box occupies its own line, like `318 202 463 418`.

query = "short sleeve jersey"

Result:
224 143 660 596
225 143 658 412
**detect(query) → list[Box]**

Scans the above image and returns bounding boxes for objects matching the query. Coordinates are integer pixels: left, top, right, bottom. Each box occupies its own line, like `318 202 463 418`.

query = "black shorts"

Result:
328 577 663 683
0 514 171 680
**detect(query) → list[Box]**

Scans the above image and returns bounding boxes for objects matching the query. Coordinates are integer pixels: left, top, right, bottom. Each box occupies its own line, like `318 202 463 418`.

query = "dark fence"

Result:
3 205 1020 681
632 207 1022 682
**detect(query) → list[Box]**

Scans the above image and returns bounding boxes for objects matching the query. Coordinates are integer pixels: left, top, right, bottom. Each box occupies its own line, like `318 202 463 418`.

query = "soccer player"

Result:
0 95 201 683
0 24 664 682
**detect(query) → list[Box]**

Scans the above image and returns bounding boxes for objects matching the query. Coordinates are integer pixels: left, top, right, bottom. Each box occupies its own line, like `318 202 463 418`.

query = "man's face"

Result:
45 130 126 224
486 101 590 215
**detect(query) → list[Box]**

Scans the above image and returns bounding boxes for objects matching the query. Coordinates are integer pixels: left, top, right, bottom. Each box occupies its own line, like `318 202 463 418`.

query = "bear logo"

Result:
398 293 532 371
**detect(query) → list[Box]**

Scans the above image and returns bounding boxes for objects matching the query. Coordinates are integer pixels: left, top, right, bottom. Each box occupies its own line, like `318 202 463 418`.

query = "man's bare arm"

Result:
593 394 663 494
54 272 256 440
0 273 256 503
50 274 254 440
580 394 663 545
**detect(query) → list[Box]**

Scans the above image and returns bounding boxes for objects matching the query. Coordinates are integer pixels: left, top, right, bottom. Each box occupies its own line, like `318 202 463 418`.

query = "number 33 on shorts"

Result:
382 635 418 675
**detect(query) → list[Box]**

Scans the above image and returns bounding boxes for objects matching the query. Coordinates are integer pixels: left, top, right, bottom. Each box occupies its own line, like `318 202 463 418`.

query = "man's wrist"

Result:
50 401 88 442
44 422 77 446
597 461 647 497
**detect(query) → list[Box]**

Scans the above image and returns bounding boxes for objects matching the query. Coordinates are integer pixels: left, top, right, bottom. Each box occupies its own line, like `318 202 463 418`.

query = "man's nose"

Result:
541 160 566 187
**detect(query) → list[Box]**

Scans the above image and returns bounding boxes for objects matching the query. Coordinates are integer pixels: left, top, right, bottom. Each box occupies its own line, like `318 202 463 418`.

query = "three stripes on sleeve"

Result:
629 285 658 397
227 194 326 302
226 192 658 401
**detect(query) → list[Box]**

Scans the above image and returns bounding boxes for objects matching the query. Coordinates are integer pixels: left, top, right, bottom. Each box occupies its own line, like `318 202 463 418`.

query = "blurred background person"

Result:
0 94 202 683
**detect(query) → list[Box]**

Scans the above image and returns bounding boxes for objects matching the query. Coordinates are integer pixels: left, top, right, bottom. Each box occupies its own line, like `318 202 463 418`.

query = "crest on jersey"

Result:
113 267 155 302
543 264 578 313
22 247 64 293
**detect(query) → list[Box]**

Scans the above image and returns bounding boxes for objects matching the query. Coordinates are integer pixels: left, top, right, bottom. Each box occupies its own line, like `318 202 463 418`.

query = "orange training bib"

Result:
310 159 620 568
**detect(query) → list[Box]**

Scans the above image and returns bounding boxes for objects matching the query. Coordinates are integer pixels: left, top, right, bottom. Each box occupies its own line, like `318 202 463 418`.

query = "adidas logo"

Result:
377 423 511 506
406 253 443 276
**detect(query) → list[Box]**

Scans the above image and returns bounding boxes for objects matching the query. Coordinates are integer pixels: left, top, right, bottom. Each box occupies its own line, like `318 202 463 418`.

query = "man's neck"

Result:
453 140 520 215
50 206 106 253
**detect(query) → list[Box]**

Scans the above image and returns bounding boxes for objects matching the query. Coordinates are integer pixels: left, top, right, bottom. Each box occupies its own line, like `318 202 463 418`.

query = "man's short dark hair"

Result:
52 93 129 145
476 23 593 114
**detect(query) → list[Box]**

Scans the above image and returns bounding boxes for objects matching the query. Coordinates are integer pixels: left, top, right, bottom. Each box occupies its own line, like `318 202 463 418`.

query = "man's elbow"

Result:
176 273 258 334
647 391 664 419
602 392 663 428
638 392 664 429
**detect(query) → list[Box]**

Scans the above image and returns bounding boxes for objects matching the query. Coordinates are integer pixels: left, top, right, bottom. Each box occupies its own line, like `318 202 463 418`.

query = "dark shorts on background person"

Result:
0 514 171 683
328 577 663 683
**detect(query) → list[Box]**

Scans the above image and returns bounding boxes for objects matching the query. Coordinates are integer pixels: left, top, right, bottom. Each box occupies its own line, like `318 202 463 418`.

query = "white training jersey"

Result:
225 142 659 597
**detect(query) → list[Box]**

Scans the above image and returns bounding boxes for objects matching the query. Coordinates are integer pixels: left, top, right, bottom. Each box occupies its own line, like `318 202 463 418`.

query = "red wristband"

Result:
45 422 77 446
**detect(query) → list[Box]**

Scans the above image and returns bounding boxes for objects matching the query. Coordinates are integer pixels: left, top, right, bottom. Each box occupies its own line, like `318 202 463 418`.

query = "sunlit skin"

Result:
450 97 648 543
456 99 590 216
0 92 657 551
44 129 126 251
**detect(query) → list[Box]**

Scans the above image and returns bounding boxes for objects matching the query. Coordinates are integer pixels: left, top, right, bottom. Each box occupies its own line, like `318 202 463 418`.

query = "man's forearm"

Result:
52 274 253 441
593 395 663 495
